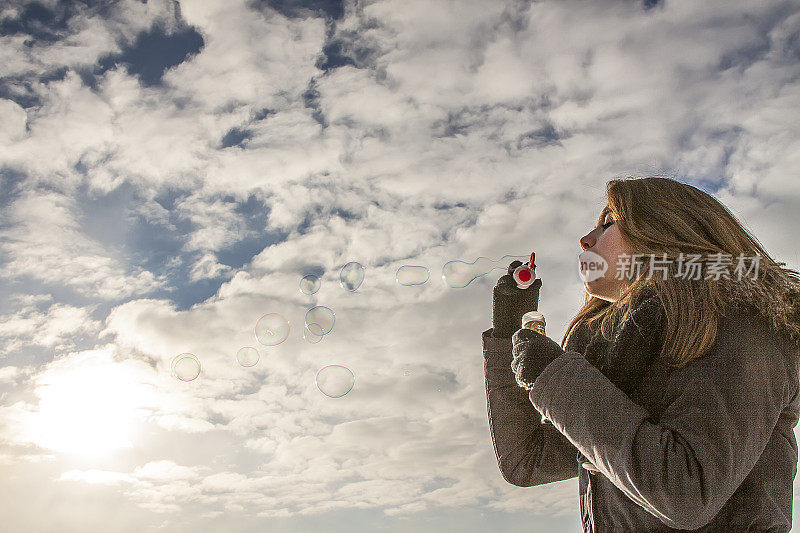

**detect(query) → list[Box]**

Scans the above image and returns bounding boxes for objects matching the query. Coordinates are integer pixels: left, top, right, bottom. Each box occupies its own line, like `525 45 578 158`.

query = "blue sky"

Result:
1 0 799 531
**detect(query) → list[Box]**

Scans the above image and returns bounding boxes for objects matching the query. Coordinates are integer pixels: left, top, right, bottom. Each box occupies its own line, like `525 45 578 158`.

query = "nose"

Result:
580 232 595 251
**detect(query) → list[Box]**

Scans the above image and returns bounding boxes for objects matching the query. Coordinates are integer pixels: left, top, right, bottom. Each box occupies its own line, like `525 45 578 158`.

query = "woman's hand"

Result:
511 328 566 390
492 261 543 338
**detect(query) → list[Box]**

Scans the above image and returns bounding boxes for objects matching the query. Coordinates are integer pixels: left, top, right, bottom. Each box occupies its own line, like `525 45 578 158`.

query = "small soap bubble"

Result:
441 255 528 288
396 265 430 286
339 262 365 291
303 325 323 344
305 306 335 336
299 274 321 295
316 365 355 398
236 346 260 367
171 353 201 382
255 313 290 346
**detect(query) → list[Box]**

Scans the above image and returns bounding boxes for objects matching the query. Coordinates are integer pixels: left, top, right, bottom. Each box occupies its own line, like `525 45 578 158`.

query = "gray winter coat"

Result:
484 278 800 532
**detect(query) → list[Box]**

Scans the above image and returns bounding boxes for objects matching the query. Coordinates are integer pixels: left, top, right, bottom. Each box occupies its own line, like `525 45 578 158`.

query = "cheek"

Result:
607 229 632 262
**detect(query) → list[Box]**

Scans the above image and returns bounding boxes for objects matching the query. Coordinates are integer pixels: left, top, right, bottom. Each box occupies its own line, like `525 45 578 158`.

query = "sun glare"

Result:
24 350 151 457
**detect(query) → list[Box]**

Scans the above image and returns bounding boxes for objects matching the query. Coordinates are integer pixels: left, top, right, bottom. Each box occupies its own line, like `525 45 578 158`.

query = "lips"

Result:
578 250 608 282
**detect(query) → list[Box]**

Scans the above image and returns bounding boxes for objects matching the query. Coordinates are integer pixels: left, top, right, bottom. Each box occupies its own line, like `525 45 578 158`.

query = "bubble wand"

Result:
512 252 537 289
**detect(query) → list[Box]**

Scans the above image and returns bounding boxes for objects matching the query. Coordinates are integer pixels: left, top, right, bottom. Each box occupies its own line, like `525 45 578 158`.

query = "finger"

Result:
512 345 530 364
511 346 524 360
494 274 518 295
511 356 524 376
506 261 523 276
497 274 516 287
512 328 536 344
512 330 522 346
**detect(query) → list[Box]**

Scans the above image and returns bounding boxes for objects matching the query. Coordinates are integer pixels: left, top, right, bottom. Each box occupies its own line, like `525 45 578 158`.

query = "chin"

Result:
584 281 615 303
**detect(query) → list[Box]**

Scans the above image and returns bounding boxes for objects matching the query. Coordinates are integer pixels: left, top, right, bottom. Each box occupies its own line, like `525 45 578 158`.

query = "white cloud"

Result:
0 72 115 185
0 298 101 355
0 366 22 383
0 191 164 299
0 99 27 142
133 460 204 481
174 0 325 111
59 469 136 485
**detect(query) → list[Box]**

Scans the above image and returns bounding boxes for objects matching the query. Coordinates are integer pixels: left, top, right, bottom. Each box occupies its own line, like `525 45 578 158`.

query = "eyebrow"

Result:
596 207 611 226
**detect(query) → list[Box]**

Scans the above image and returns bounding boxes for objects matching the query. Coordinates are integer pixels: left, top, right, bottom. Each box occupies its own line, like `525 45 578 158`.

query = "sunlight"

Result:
24 348 153 457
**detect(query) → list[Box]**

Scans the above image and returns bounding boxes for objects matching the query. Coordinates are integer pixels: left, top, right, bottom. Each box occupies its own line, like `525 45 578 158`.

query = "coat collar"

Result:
630 263 800 353
709 265 800 352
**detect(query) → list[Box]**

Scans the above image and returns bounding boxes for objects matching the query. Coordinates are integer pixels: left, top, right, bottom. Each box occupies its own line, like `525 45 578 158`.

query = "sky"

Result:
1 0 800 531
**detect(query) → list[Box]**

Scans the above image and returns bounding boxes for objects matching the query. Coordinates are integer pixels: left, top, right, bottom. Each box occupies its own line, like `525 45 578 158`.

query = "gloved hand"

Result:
491 261 543 338
511 328 566 391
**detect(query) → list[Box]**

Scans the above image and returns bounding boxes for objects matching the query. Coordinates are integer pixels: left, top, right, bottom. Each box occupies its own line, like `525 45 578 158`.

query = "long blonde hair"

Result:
562 176 800 369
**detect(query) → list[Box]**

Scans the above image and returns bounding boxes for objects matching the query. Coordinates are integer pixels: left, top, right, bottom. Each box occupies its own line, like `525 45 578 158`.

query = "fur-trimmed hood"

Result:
712 264 800 353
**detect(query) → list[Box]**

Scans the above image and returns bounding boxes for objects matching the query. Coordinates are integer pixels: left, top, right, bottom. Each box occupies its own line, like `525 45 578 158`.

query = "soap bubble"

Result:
236 346 260 367
299 274 321 295
441 255 528 288
303 325 323 344
396 265 430 286
305 306 335 336
315 365 355 398
171 353 201 382
339 262 365 291
255 313 290 346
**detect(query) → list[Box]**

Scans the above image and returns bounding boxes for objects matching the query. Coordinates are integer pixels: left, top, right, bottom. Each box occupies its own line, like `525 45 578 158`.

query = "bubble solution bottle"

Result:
520 311 546 335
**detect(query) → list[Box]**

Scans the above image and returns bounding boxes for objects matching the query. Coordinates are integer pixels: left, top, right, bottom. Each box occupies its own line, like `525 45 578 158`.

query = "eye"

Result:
601 218 614 230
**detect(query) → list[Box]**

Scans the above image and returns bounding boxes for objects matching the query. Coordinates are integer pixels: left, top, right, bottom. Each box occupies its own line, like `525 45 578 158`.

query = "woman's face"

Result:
579 206 635 302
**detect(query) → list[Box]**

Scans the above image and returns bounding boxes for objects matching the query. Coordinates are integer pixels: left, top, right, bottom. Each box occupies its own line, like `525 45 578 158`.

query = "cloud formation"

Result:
1 0 799 531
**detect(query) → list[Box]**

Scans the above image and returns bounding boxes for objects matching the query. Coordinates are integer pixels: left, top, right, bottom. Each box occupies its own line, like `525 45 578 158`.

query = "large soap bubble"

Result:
305 306 335 336
396 265 430 286
254 313 290 346
236 346 260 367
171 353 201 382
303 325 323 344
299 274 321 295
441 255 528 288
315 365 355 398
339 262 365 291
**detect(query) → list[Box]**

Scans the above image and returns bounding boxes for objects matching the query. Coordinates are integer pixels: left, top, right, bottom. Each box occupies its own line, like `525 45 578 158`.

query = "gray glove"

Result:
491 261 542 338
511 328 566 390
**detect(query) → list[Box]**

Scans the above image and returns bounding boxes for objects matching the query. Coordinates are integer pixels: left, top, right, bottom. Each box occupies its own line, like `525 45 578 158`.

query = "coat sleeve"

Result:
528 315 799 530
483 328 579 486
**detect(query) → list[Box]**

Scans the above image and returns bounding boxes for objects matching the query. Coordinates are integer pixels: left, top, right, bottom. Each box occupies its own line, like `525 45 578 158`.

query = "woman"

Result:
483 176 800 532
